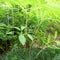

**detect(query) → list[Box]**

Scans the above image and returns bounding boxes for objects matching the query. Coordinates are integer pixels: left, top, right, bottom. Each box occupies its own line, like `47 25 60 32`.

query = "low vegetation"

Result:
0 0 60 60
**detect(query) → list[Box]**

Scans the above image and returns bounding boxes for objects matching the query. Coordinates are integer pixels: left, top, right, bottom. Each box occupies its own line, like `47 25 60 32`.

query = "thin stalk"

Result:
12 8 14 28
33 12 44 40
25 12 28 35
34 46 47 59
25 11 29 49
6 8 10 32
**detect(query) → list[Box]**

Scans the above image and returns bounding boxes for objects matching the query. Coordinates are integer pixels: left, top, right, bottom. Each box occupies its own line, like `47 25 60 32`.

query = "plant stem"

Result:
34 46 47 59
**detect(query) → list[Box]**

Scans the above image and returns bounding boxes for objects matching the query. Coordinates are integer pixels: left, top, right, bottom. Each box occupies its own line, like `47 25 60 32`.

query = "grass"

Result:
0 47 60 60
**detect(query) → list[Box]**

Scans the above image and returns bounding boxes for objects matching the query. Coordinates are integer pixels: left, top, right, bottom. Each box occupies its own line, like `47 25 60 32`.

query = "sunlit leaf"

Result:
47 34 51 44
54 31 57 39
21 26 26 31
27 34 33 41
6 31 14 35
13 27 20 31
55 40 60 46
19 34 26 45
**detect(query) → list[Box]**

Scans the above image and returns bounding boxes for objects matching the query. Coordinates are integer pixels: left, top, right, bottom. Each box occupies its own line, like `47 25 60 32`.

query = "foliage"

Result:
0 0 60 59
0 48 60 60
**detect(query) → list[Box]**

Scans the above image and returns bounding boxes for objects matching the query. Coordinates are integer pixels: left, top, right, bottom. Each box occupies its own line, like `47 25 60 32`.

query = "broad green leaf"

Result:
19 34 26 45
6 31 14 35
14 27 20 31
27 34 33 41
21 26 26 31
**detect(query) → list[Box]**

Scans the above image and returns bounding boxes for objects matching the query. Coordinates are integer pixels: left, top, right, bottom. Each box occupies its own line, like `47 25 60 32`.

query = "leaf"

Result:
48 45 59 49
6 31 14 35
47 34 51 44
14 27 20 31
19 34 26 45
55 40 60 46
27 34 33 41
54 31 57 39
21 26 25 30
0 23 6 27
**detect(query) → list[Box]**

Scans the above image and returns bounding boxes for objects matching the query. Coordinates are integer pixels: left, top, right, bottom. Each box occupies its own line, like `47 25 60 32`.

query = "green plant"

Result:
0 0 60 55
